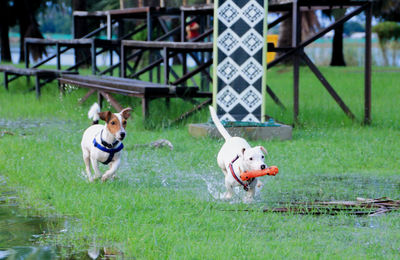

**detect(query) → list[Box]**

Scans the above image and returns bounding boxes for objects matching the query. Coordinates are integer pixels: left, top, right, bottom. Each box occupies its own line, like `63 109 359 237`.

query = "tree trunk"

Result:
277 14 292 49
72 0 91 67
0 0 11 62
330 9 346 66
330 23 346 66
15 0 46 63
277 14 292 64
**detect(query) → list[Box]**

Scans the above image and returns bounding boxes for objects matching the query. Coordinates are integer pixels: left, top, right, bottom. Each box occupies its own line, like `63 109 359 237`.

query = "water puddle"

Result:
0 118 76 136
0 188 61 259
0 176 121 259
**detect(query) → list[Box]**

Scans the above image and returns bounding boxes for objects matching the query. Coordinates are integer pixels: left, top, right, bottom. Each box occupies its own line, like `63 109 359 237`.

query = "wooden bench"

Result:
58 74 211 119
25 38 121 75
0 65 76 98
121 40 213 89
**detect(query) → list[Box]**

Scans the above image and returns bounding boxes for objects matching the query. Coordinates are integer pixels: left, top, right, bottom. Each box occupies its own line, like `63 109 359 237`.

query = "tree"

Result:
0 0 13 62
372 22 400 66
372 0 400 22
324 9 347 67
276 11 320 62
0 0 46 63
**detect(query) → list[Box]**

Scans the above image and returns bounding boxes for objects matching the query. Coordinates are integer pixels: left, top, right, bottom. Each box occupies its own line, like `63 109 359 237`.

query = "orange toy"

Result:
240 166 279 181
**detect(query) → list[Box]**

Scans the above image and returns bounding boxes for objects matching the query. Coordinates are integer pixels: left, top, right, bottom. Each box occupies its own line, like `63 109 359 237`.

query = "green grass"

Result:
1 65 400 258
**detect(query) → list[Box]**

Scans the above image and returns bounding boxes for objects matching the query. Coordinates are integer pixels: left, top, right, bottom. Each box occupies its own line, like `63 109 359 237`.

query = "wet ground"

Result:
0 176 60 259
1 118 400 258
0 176 112 260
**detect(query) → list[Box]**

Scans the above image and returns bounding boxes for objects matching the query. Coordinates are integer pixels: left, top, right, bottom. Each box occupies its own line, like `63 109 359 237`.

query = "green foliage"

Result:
372 21 400 43
372 22 400 66
343 21 364 36
38 3 72 34
372 0 400 22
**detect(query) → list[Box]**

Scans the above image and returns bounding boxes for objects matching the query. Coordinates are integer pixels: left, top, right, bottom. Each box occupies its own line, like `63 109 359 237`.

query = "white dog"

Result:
81 103 132 182
209 106 268 202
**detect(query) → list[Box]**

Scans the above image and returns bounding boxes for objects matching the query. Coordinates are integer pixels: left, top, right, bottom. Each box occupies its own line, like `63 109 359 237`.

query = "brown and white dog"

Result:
81 103 132 182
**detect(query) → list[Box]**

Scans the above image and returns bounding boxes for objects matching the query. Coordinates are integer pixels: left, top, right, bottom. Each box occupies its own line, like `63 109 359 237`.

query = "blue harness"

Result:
93 135 124 165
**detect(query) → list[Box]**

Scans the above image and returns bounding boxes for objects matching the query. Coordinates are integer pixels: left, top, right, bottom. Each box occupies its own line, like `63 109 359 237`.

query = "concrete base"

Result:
189 123 292 140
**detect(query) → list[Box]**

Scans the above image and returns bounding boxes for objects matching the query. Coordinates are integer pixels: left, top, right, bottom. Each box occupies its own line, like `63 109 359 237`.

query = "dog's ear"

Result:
259 146 268 155
120 107 132 120
99 111 112 122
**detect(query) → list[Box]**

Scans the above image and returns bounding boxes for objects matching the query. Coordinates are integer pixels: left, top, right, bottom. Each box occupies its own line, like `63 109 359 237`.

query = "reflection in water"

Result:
0 193 60 259
0 188 120 259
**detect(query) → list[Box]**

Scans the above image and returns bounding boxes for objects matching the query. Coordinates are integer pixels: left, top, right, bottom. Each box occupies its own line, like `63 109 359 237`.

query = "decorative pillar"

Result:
213 0 268 122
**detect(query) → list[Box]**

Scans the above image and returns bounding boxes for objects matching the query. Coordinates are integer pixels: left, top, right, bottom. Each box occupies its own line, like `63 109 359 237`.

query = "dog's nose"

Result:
120 132 126 139
261 164 266 170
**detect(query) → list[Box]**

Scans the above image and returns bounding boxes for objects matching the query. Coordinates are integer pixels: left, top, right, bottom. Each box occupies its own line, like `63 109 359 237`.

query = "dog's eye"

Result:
249 157 253 161
262 155 264 159
111 121 116 125
123 121 127 125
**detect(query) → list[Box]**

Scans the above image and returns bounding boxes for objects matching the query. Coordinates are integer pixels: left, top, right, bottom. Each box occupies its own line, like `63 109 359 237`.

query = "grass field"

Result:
0 65 400 258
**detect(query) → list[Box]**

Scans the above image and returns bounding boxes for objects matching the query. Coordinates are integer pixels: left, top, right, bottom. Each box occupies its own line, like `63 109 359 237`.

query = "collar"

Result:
93 137 124 165
100 129 120 149
229 155 254 191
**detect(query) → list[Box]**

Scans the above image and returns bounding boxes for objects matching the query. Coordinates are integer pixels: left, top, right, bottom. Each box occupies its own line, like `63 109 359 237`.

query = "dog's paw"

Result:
110 175 119 181
223 192 233 200
101 175 109 182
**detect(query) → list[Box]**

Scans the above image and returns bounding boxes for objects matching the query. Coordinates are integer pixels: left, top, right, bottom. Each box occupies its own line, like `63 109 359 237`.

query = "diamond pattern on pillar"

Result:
218 1 241 27
216 0 265 123
240 86 262 112
241 113 260 122
216 86 240 112
220 113 236 122
240 57 263 84
217 57 240 84
218 29 241 56
242 1 264 27
241 29 264 56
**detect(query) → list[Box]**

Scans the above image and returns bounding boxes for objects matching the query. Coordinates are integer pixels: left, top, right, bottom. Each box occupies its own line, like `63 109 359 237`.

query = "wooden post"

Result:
147 11 153 82
24 40 29 68
119 0 124 9
109 48 113 76
292 0 301 124
181 11 187 87
142 97 149 119
364 2 372 124
91 41 96 75
181 11 186 42
107 14 112 40
35 76 41 99
97 91 104 109
56 42 61 70
121 44 126 77
163 47 169 84
3 72 8 90
163 47 170 107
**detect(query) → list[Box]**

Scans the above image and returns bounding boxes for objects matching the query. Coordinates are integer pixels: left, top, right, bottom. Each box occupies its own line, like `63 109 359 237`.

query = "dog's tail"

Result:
88 103 100 124
209 106 231 140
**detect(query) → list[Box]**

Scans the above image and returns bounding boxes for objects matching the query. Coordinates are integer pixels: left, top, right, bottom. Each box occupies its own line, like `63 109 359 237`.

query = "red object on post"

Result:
240 166 279 181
